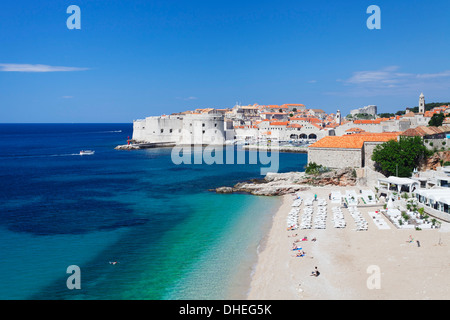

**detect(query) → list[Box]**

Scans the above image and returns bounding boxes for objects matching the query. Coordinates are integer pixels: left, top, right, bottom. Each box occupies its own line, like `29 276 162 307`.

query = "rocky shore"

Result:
212 168 358 196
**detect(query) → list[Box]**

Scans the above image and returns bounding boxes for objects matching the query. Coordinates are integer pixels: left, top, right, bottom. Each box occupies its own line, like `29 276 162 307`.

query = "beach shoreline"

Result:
247 186 450 300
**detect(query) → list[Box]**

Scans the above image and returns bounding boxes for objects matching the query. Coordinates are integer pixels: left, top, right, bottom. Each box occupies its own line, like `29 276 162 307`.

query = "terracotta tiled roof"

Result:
345 127 365 133
282 104 305 107
400 128 421 137
309 132 400 149
424 111 434 117
400 125 450 137
269 121 289 126
287 124 303 128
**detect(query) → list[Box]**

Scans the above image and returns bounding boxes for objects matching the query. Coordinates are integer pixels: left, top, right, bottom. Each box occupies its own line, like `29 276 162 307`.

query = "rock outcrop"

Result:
212 168 358 196
115 144 142 150
420 151 450 171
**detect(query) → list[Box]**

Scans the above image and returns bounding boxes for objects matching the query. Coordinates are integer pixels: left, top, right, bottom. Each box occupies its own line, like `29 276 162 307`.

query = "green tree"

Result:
378 113 395 118
371 136 430 177
428 113 445 127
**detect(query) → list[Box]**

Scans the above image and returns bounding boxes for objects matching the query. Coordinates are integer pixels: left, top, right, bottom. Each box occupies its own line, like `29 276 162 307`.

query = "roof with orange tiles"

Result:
290 117 322 123
400 125 450 137
353 118 390 124
324 123 339 129
309 132 400 149
269 121 289 126
281 104 305 107
424 111 437 118
345 127 365 133
287 124 303 128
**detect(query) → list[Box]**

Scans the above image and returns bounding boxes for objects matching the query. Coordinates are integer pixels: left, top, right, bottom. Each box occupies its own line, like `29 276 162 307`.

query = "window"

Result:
161 129 164 133
202 123 205 127
169 129 173 133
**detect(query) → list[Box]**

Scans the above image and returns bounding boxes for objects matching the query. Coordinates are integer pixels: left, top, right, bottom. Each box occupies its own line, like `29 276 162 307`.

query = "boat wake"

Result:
2 153 86 159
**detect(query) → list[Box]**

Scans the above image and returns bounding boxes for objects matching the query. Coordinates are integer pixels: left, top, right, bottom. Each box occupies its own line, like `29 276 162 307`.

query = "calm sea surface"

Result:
0 123 307 299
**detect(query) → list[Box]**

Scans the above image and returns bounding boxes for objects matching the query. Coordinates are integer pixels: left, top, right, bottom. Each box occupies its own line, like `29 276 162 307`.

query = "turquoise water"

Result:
0 124 307 299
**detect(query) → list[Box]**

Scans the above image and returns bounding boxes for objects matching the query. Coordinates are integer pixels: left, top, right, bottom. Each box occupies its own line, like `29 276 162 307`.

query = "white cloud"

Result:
333 66 450 97
0 63 89 72
344 66 403 85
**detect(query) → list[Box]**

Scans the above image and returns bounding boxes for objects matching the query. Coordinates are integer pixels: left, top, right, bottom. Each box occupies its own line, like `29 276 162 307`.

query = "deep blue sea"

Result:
0 124 307 300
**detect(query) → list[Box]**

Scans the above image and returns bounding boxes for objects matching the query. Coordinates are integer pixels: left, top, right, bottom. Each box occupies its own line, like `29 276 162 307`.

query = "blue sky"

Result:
1 0 450 122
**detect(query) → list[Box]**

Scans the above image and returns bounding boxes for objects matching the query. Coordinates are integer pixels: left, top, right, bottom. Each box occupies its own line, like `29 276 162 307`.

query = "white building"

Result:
133 114 226 145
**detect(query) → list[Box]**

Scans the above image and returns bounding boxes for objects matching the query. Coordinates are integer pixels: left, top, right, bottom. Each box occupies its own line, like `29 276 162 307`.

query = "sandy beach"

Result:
247 186 450 300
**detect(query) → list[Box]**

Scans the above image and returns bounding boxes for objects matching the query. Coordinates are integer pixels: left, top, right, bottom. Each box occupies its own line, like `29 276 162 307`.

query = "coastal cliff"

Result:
213 168 358 196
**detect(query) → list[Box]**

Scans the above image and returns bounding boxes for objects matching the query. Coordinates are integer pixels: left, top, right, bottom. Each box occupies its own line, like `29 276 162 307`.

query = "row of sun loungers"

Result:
313 205 327 229
287 207 300 230
348 206 368 231
300 206 313 229
331 206 346 228
291 193 381 231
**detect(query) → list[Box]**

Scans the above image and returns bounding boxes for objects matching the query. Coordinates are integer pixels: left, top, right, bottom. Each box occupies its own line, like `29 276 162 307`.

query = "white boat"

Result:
80 150 95 156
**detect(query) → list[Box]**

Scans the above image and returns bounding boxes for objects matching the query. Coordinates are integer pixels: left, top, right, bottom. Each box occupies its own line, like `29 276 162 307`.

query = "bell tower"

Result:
419 93 425 114
336 110 342 125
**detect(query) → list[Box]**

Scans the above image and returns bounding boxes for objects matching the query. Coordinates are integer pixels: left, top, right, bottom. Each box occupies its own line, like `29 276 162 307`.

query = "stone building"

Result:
400 125 450 150
350 105 378 116
307 132 401 169
133 113 226 145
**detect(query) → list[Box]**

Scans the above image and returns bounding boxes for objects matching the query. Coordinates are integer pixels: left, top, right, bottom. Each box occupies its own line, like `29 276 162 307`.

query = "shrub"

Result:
305 162 329 175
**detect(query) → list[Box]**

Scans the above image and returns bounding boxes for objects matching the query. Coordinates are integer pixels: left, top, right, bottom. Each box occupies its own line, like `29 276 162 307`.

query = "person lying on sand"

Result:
292 251 305 257
310 267 320 277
